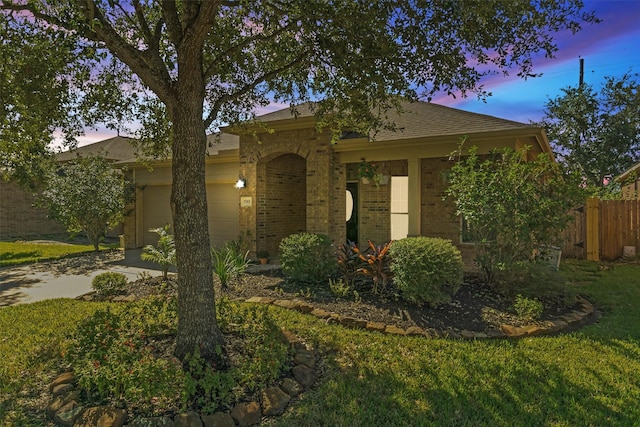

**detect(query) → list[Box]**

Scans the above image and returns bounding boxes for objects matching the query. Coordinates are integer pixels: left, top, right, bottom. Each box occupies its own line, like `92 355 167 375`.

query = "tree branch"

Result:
161 0 183 47
132 0 155 47
204 52 309 128
203 17 301 80
75 1 175 107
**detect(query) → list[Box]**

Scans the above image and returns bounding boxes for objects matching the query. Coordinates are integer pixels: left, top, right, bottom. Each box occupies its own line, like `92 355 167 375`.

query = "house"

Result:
618 162 640 199
0 135 137 239
118 133 240 248
49 101 551 268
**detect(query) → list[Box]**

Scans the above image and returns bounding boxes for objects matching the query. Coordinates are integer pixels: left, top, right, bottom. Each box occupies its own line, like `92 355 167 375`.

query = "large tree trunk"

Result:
171 54 224 363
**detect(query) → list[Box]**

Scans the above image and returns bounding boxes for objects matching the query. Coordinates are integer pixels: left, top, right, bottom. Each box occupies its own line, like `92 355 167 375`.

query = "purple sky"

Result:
77 0 640 145
437 0 640 124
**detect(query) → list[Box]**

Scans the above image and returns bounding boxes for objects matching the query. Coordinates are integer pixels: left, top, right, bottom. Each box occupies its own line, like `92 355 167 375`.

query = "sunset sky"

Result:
77 0 640 145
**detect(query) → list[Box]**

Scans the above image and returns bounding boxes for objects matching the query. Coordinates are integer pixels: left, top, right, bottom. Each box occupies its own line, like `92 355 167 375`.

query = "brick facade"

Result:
239 127 346 255
0 181 66 238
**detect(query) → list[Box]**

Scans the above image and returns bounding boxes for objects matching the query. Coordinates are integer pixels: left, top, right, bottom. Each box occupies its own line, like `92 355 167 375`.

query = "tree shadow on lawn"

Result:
274 331 636 426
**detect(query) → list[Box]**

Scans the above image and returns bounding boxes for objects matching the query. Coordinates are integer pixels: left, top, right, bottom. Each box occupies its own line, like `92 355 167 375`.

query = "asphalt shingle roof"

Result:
256 100 535 141
56 136 137 162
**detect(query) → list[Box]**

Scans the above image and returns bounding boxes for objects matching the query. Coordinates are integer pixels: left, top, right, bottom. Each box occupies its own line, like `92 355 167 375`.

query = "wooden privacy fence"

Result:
562 198 640 261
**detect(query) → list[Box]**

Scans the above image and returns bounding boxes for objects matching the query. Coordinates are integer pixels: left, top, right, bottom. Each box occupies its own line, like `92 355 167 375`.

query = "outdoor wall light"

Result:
235 175 246 189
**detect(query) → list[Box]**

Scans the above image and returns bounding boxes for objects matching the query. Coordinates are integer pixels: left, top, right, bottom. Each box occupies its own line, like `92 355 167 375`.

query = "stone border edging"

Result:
245 295 595 340
46 330 318 427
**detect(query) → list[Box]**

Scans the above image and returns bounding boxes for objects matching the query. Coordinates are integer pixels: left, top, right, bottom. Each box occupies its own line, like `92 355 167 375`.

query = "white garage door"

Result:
142 184 239 248
207 184 239 248
142 185 172 246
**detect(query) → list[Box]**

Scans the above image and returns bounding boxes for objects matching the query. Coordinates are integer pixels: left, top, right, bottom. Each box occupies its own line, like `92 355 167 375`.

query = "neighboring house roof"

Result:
617 161 640 182
56 136 137 162
115 133 239 165
57 134 240 165
254 100 536 142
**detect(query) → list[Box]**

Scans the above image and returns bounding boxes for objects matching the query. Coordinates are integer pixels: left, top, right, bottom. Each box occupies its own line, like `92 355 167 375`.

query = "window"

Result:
390 176 408 240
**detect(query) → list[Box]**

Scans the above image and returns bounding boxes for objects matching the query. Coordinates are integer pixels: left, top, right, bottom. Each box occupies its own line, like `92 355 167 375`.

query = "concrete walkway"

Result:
0 249 161 307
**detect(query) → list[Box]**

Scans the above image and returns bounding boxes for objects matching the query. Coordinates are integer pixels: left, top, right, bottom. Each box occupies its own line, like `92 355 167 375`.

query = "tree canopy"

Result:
539 73 640 191
39 155 126 251
0 0 597 362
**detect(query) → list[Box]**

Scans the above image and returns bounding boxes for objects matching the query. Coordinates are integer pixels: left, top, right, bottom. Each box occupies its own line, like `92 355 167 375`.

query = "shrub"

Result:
279 233 335 283
66 296 290 416
513 294 544 322
335 241 362 286
446 143 583 285
353 240 393 293
389 237 463 306
91 272 128 296
141 225 176 281
211 242 250 288
66 302 183 416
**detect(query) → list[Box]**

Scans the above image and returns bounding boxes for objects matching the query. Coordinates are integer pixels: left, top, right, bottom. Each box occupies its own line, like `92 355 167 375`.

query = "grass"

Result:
2 259 640 425
0 240 116 267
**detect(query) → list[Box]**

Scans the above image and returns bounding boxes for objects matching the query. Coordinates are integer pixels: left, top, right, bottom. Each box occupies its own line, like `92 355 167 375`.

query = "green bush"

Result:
211 241 250 288
141 225 176 281
279 233 335 283
389 237 463 306
66 296 290 416
66 301 183 416
91 272 128 296
513 294 544 322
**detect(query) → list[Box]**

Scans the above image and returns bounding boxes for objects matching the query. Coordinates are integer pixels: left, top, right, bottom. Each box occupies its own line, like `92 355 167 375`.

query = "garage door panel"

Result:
142 186 173 246
142 184 238 249
207 184 239 248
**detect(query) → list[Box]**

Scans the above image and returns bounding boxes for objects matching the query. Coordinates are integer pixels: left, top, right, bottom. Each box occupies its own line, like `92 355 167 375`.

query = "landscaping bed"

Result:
90 268 592 338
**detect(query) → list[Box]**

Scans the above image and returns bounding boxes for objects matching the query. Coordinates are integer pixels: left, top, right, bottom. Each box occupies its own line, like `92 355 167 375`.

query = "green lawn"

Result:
0 241 115 267
2 259 640 426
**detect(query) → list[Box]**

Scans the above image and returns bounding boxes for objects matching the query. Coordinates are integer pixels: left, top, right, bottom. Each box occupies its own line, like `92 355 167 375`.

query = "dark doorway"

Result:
346 182 358 243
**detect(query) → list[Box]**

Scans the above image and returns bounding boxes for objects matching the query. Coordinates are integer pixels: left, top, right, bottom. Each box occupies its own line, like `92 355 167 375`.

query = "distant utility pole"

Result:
579 57 584 87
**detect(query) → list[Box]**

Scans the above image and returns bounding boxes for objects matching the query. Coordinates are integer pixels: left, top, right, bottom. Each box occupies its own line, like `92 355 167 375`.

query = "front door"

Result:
346 182 358 243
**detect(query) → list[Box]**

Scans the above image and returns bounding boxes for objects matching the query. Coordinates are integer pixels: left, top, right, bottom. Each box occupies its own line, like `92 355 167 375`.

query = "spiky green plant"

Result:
141 225 176 281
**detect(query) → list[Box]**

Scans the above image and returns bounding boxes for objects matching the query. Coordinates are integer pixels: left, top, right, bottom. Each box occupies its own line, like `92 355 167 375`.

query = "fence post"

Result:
586 197 600 261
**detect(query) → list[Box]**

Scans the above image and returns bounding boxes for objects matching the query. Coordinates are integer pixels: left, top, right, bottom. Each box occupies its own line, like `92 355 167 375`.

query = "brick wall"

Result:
238 127 346 256
0 181 66 238
421 157 459 242
257 153 307 255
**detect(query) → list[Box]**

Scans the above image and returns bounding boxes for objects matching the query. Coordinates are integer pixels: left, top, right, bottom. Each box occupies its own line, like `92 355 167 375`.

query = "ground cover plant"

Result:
2 256 640 425
0 240 115 267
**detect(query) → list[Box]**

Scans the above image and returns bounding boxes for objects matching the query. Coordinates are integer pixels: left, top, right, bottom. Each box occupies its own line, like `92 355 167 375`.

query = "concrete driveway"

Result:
0 249 164 307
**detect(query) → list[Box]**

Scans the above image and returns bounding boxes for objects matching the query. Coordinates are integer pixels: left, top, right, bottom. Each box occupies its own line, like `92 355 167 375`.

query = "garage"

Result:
141 184 239 248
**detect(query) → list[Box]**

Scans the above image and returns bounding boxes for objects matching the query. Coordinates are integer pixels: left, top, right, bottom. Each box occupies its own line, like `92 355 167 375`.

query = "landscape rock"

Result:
292 364 317 389
51 383 74 397
405 326 428 336
310 308 331 319
47 390 81 418
201 412 235 427
174 411 203 427
293 349 316 369
384 325 406 335
53 400 83 426
261 386 291 416
365 321 386 332
74 406 127 427
49 371 74 392
280 378 302 397
292 301 314 313
128 416 176 426
230 401 261 427
339 316 367 329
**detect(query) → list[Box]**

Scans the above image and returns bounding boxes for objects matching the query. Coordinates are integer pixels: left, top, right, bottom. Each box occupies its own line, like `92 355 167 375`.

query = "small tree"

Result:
539 73 640 192
446 144 583 285
40 155 125 251
141 225 176 281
